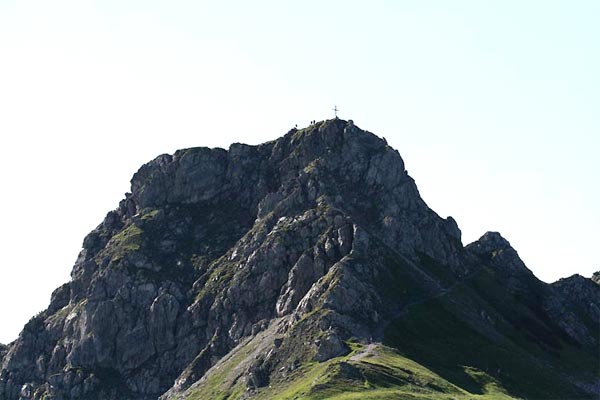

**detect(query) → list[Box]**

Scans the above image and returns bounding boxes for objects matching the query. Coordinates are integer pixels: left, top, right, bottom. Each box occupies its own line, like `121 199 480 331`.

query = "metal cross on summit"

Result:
333 105 339 118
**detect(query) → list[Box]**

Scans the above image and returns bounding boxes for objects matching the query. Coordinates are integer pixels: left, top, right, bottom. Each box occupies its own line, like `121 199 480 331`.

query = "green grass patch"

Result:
186 338 260 400
140 209 160 221
194 258 236 303
254 344 516 400
111 224 143 250
102 223 144 263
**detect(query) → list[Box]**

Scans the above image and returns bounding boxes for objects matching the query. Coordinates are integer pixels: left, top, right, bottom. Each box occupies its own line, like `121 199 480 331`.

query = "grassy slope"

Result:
185 339 516 400
266 345 515 400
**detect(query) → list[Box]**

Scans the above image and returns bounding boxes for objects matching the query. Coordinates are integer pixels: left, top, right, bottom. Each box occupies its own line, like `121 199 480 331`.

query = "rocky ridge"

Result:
1 119 598 400
552 273 600 328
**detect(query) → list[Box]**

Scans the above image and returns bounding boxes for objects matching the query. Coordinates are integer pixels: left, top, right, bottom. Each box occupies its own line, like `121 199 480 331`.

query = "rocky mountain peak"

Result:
1 120 597 400
128 118 407 213
472 231 511 250
120 119 460 270
465 231 530 274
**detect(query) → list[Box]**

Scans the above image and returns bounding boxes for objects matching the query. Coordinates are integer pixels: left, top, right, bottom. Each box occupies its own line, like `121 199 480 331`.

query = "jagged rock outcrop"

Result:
465 231 531 274
467 233 599 350
552 274 600 324
1 119 597 400
592 271 600 285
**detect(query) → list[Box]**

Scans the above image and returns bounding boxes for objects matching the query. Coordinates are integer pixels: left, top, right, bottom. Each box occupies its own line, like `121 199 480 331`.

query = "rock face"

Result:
592 271 600 285
0 119 598 400
552 274 600 326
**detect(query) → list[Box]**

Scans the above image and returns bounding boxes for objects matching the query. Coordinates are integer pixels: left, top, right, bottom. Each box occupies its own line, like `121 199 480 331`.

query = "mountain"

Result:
1 119 598 400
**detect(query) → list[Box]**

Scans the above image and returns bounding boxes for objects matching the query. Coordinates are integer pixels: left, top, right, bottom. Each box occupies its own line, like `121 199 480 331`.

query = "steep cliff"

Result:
1 119 597 400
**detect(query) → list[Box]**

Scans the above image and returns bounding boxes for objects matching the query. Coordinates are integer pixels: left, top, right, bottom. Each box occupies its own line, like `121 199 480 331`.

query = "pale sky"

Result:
0 0 598 344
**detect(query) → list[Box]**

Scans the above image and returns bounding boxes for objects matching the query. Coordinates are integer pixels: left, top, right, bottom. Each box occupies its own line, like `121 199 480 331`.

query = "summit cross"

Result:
333 105 339 118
